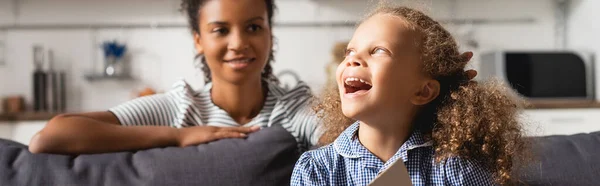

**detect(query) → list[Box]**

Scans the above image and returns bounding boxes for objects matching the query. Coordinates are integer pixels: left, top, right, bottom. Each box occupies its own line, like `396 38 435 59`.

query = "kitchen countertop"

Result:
525 99 600 109
0 112 61 122
0 100 598 122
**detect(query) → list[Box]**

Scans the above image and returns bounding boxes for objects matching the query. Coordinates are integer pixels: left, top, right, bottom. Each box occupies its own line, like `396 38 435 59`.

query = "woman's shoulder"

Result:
267 80 315 115
268 80 313 101
163 79 208 99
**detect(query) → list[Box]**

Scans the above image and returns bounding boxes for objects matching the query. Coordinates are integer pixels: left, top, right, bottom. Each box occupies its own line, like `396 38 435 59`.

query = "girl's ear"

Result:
193 33 204 55
410 79 440 106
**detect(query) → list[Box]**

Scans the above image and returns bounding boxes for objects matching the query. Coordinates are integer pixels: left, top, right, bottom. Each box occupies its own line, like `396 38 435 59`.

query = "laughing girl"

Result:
292 5 526 186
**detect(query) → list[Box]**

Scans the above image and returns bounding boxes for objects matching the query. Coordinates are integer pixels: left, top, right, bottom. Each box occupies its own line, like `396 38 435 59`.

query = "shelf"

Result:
0 112 61 122
84 74 134 82
0 18 535 30
525 99 600 109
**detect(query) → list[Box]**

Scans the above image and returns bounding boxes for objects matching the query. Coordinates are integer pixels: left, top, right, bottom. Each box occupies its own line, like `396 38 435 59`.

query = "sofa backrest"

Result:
0 125 300 186
515 131 600 185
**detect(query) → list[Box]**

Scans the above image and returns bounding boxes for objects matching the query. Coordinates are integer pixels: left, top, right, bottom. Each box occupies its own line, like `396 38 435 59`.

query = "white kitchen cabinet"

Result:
0 122 14 140
523 109 600 136
0 120 48 145
12 121 47 145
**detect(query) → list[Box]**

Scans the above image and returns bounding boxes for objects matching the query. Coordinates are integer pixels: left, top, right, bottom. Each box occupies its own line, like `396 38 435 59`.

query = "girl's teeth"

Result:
344 77 372 86
345 78 357 84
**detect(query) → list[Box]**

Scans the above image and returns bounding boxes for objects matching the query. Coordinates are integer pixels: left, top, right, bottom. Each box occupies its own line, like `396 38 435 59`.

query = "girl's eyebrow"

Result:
207 21 228 26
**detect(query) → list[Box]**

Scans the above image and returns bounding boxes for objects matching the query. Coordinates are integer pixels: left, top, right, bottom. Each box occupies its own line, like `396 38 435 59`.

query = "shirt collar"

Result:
200 80 279 118
333 121 433 167
333 121 364 158
203 80 284 99
386 129 432 168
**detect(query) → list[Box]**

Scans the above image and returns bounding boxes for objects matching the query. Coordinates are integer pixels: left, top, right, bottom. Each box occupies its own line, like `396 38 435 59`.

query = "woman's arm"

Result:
29 112 259 155
29 112 178 154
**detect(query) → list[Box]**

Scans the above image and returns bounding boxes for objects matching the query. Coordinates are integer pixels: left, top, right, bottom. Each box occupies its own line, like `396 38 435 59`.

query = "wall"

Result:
0 123 13 140
567 0 600 99
0 0 557 112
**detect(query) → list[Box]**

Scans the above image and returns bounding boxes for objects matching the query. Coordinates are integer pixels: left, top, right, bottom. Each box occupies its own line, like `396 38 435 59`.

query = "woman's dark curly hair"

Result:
315 5 528 185
180 0 278 83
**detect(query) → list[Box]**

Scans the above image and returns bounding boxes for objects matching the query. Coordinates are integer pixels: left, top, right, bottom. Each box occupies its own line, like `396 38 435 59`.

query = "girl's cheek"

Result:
336 63 345 83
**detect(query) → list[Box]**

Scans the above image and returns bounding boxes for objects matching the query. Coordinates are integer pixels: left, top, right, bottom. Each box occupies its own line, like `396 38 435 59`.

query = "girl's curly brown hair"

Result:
315 5 527 185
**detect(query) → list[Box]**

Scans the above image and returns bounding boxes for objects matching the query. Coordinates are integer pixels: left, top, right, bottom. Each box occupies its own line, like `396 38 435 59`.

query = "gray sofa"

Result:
0 125 299 186
514 131 600 185
0 126 598 186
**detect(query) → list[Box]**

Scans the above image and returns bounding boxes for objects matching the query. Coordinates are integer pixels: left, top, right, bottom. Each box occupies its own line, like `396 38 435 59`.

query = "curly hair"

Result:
180 0 278 83
315 5 527 185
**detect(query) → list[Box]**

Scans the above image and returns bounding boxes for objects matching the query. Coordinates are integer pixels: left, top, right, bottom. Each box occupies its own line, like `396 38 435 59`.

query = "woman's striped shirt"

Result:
109 80 323 149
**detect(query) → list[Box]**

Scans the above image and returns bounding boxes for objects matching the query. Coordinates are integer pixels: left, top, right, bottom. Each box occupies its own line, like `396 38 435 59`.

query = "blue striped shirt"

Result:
291 122 495 185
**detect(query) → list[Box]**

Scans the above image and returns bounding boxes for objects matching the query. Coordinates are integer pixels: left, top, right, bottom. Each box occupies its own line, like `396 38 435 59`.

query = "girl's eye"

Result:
345 49 356 57
248 24 262 32
373 48 387 54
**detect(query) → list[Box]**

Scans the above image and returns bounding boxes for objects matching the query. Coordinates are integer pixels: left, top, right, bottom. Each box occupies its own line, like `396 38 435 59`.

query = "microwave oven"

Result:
480 51 595 99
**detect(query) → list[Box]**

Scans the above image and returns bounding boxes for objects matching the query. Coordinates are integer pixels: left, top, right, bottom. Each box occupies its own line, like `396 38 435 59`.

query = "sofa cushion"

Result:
516 131 600 185
0 125 299 186
0 138 26 148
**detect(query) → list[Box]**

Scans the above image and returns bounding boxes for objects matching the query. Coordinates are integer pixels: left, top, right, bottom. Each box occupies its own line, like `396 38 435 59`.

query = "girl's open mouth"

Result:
344 77 372 95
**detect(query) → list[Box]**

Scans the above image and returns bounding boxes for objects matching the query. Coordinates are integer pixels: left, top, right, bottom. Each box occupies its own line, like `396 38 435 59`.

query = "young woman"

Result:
29 0 322 155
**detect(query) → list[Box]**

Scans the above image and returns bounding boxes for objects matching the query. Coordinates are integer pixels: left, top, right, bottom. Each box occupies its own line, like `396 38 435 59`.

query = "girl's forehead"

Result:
349 14 419 50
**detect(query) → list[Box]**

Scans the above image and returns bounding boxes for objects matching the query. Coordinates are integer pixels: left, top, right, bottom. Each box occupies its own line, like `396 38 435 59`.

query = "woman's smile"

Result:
223 57 257 70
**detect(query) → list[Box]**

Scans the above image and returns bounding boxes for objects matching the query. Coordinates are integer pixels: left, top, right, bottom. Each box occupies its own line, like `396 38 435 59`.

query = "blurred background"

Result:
0 0 598 144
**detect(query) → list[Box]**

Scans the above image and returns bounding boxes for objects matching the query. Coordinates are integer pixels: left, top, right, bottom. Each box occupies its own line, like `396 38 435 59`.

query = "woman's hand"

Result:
176 126 261 147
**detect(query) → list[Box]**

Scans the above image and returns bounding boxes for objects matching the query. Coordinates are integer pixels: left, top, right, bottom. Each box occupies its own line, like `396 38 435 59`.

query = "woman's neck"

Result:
357 118 412 162
210 78 266 125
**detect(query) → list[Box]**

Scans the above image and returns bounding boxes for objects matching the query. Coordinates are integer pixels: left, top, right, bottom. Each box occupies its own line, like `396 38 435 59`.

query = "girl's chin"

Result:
341 106 367 120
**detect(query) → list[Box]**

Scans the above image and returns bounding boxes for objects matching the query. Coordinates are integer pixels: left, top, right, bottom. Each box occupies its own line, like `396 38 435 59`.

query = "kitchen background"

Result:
0 0 599 144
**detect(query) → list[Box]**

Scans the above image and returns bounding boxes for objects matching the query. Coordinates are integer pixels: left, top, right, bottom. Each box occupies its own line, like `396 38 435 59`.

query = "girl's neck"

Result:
358 119 412 162
210 77 266 125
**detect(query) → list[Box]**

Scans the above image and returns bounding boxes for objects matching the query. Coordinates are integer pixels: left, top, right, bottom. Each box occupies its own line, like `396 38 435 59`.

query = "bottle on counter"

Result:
46 49 67 113
32 45 47 112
